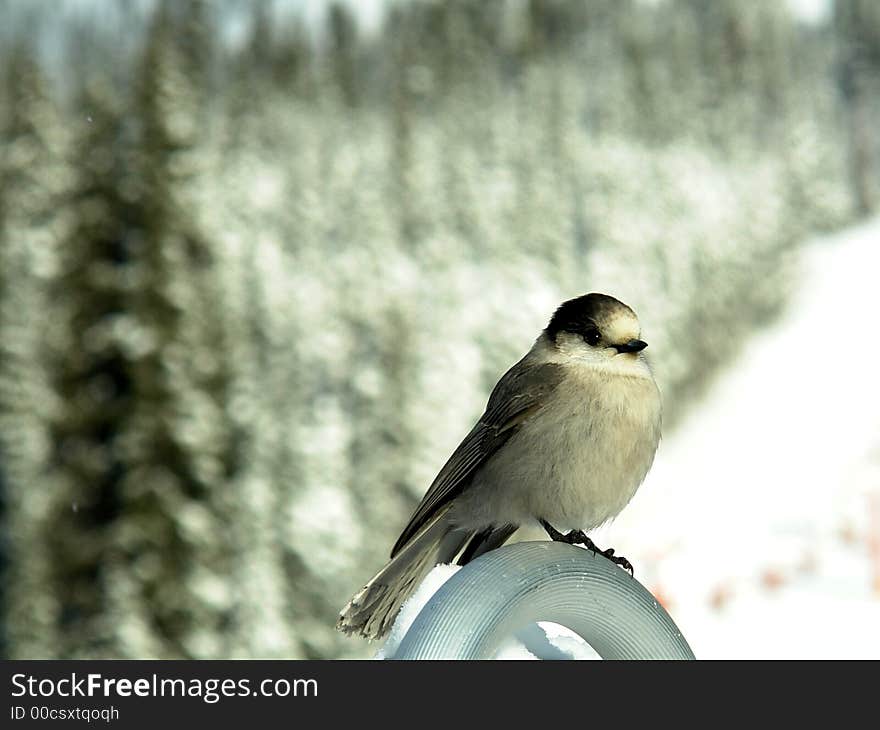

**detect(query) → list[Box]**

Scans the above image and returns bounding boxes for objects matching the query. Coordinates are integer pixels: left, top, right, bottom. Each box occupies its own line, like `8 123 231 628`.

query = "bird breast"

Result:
457 367 662 532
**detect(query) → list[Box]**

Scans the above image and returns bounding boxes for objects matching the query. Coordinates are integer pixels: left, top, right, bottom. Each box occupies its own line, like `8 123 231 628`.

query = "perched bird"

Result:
338 293 662 640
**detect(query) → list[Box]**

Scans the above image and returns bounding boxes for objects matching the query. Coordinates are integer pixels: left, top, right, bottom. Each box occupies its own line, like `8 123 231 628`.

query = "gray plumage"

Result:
338 293 662 640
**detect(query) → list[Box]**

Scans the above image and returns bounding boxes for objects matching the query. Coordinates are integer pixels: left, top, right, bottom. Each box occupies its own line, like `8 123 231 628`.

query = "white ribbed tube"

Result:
391 541 695 660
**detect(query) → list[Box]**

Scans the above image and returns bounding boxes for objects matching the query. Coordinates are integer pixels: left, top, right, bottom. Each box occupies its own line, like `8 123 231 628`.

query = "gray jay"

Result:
337 293 662 640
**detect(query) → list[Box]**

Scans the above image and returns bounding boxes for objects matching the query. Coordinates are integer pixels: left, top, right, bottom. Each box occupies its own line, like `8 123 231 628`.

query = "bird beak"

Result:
614 339 648 354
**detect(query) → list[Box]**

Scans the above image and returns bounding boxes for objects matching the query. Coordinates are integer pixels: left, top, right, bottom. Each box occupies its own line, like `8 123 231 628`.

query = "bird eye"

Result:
583 329 601 346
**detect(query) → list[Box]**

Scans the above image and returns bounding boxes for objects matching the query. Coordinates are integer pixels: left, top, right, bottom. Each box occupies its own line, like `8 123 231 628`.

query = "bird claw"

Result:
601 550 634 576
540 519 634 576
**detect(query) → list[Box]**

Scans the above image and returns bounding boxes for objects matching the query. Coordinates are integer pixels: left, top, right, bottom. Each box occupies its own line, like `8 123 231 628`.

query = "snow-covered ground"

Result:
381 218 880 659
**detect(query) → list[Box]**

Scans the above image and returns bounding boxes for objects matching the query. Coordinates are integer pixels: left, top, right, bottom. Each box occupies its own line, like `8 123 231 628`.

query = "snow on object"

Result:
376 564 461 659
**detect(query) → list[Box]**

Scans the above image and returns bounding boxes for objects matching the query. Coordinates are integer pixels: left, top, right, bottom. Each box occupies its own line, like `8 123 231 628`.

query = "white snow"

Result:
381 218 880 659
375 564 461 659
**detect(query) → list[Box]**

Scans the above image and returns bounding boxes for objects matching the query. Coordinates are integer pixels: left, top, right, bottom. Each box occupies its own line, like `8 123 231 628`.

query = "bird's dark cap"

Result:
545 293 636 342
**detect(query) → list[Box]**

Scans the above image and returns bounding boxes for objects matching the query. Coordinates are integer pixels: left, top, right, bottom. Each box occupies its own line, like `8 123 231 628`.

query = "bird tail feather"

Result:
337 507 468 640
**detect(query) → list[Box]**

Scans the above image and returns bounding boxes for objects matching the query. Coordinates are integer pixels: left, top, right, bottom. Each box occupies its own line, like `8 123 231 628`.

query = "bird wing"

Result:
390 358 564 558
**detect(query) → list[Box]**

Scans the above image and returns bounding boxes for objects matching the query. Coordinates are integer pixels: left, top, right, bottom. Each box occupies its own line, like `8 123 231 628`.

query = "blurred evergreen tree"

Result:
834 0 880 215
226 1 275 148
271 13 312 94
327 2 360 107
386 4 418 244
95 0 240 657
44 75 135 657
0 43 70 658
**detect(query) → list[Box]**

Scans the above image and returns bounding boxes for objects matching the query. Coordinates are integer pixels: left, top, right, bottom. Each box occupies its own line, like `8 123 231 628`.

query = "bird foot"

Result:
540 519 634 576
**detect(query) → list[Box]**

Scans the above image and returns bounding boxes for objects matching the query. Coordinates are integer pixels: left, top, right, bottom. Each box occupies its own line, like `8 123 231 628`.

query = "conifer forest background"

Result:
1 0 879 659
